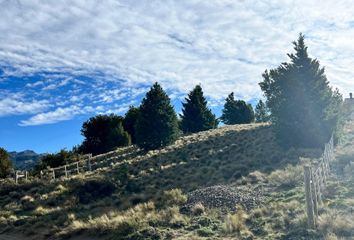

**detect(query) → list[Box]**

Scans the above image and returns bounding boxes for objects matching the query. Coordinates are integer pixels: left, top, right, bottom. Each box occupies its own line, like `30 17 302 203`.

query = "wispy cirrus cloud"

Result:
1 0 354 126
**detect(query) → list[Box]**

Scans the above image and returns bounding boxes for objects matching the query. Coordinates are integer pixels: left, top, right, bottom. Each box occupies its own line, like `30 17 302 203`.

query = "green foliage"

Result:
80 114 131 155
72 178 117 204
220 92 254 124
180 85 218 133
259 33 343 148
255 100 270 123
37 149 75 169
123 106 140 144
160 189 187 206
135 82 179 150
0 148 12 178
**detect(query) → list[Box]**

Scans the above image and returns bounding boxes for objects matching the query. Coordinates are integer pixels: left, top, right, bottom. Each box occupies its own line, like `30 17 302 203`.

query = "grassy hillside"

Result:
2 122 353 239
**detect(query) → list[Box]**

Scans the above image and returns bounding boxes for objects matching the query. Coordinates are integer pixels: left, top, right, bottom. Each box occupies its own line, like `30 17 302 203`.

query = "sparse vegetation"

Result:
1 117 354 239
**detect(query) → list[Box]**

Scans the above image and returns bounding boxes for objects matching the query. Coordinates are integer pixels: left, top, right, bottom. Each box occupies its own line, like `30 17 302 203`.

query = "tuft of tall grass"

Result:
268 164 303 189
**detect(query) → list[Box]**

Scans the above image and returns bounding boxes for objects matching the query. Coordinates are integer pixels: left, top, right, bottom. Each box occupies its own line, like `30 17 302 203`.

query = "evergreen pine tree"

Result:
135 82 179 150
123 106 139 144
0 148 12 178
255 100 270 123
259 33 342 148
220 92 254 124
180 85 218 133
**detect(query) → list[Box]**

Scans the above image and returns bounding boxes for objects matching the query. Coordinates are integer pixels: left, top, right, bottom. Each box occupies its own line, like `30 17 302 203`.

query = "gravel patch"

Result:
184 185 263 213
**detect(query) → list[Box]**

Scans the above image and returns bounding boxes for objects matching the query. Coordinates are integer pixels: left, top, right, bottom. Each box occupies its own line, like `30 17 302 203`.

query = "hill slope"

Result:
0 123 330 239
9 150 43 170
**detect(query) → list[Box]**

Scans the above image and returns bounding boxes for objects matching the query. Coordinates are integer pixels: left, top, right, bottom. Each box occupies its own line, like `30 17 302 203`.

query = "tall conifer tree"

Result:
135 83 179 150
180 85 218 133
259 33 342 148
220 92 254 124
255 100 270 123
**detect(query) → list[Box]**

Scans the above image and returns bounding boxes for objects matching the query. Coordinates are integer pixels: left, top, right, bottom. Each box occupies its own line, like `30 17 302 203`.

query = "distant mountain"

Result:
9 150 44 170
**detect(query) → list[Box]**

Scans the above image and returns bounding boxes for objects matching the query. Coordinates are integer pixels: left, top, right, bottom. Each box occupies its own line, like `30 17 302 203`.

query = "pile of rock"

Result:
185 185 263 213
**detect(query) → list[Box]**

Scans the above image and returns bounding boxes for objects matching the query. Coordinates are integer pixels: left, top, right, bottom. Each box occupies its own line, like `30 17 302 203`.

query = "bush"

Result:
0 148 12 178
123 106 140 144
197 227 214 237
73 178 116 204
191 202 205 216
37 149 75 169
222 207 252 237
160 189 187 207
317 210 354 237
268 164 303 189
80 114 131 155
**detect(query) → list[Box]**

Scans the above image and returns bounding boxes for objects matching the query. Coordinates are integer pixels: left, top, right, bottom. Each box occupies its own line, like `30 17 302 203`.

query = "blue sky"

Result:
1 0 353 153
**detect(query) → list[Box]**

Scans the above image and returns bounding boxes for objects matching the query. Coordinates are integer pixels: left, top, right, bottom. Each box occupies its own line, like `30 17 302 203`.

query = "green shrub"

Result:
0 148 12 178
80 114 131 155
268 165 303 189
73 178 116 204
160 189 187 206
197 227 214 237
191 202 205 216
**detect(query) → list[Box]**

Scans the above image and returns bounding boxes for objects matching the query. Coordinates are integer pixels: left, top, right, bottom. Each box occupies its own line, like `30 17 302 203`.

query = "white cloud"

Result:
1 0 354 126
19 105 95 126
0 97 49 117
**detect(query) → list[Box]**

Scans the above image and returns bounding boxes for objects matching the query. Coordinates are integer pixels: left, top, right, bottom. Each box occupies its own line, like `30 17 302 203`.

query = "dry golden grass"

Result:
3 121 354 239
222 206 252 238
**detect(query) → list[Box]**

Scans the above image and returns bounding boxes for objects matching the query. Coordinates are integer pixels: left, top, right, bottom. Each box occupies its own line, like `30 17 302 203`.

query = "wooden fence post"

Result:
52 169 56 180
25 171 28 181
304 166 316 228
310 169 319 217
76 162 80 174
15 171 18 184
64 165 68 178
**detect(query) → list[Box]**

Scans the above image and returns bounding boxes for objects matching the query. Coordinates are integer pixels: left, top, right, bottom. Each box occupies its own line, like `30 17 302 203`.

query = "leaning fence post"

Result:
304 165 316 228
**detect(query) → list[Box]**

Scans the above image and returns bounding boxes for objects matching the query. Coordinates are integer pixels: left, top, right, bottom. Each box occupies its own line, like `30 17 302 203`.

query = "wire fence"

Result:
39 146 138 180
304 134 335 229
